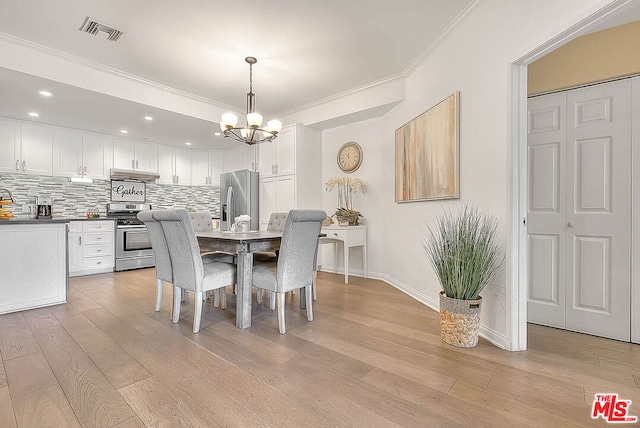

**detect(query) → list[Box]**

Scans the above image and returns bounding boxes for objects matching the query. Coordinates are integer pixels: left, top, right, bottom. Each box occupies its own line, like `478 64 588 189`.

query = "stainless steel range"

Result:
107 202 155 271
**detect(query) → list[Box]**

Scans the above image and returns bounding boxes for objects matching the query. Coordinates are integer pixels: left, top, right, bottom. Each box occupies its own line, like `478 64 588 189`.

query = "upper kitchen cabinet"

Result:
257 124 322 229
192 151 224 186
258 125 294 177
158 146 192 185
113 138 157 172
223 145 257 173
0 118 20 173
16 123 53 176
53 129 113 180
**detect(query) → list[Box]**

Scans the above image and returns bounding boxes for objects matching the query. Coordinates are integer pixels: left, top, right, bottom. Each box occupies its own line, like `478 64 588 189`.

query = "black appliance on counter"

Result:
107 202 155 271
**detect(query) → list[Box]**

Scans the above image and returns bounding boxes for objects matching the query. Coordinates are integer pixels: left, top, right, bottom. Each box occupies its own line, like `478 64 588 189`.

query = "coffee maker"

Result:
36 197 52 219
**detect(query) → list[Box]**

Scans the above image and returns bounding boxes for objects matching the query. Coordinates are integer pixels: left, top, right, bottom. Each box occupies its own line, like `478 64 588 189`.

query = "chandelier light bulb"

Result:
267 120 282 133
221 112 238 128
247 112 263 128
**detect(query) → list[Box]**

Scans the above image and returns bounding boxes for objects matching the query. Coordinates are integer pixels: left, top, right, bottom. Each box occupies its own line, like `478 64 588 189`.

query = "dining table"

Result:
196 229 283 329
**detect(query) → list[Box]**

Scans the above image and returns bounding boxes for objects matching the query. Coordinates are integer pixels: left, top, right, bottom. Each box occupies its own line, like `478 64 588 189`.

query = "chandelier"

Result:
219 57 282 145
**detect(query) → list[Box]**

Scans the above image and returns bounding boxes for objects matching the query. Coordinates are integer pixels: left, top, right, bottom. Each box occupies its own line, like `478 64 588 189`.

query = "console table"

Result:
320 225 367 284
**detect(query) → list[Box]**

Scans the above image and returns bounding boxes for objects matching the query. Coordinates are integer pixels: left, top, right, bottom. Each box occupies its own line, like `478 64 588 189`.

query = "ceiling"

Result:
0 1 639 151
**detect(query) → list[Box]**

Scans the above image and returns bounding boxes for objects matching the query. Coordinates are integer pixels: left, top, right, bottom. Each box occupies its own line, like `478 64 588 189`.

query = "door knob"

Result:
567 222 574 228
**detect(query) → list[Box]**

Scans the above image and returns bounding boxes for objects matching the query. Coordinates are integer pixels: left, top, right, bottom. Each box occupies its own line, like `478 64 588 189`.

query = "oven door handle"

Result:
117 225 147 229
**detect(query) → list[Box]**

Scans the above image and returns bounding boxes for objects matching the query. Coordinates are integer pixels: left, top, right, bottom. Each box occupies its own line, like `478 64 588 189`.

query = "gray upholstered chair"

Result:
187 211 235 263
252 209 326 334
138 210 232 313
138 211 172 312
153 209 237 333
254 212 288 263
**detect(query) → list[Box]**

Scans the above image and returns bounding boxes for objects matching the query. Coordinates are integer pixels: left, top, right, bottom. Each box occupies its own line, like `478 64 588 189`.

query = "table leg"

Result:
344 244 349 284
363 244 368 279
236 251 253 329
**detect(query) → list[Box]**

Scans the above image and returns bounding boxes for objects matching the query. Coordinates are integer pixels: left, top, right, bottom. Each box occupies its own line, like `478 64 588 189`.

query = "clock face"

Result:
337 142 363 173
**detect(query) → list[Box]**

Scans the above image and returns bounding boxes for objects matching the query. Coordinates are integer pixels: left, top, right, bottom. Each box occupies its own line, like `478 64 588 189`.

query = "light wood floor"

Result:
0 270 638 427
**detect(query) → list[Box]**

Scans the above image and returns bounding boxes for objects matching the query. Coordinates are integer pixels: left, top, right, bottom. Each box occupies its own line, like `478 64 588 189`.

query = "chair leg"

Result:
172 286 181 324
213 289 220 307
313 271 317 301
305 285 313 321
277 292 286 334
220 287 227 310
270 291 276 311
256 288 262 304
193 291 203 333
156 279 163 311
181 289 187 302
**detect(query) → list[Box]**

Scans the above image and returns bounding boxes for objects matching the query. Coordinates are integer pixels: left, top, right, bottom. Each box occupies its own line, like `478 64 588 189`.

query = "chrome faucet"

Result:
0 188 16 203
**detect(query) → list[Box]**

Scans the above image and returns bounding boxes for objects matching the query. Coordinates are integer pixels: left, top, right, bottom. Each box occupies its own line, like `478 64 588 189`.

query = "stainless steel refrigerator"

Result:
220 169 259 230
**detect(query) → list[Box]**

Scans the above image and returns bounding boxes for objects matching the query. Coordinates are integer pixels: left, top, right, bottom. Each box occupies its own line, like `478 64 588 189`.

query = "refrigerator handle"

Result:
227 186 234 229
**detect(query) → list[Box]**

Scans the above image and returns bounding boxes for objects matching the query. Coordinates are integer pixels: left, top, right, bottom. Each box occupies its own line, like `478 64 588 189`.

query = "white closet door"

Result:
565 80 631 341
527 79 632 341
527 92 567 328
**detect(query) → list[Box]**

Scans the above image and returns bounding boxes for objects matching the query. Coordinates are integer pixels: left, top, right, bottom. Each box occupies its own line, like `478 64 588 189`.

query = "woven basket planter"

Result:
439 291 482 348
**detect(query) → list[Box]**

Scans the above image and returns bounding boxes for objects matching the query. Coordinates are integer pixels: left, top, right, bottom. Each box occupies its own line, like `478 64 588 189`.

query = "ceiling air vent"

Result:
79 17 124 41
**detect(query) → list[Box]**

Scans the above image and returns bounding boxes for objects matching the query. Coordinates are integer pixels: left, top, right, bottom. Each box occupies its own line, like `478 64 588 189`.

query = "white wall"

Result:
308 0 618 349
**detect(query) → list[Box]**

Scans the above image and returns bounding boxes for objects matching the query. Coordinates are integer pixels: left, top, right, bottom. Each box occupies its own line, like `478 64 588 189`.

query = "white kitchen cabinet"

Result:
260 175 296 228
113 138 158 172
192 151 224 186
223 146 245 173
210 151 224 184
0 119 56 176
68 220 115 277
0 222 67 314
258 125 295 177
67 222 84 274
0 118 20 173
53 129 113 179
158 146 192 185
258 124 322 229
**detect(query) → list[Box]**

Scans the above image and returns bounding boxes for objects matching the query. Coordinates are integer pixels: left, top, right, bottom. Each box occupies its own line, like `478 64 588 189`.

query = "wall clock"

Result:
337 141 363 173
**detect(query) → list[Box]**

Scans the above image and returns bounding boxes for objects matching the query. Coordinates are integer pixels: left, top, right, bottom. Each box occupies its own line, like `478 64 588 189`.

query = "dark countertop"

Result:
0 217 116 226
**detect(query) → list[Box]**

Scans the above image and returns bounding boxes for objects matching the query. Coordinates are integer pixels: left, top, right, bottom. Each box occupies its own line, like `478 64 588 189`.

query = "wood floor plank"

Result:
49 303 153 390
12 385 81 428
66 290 101 312
3 352 59 398
0 386 16 428
0 313 40 361
22 308 136 428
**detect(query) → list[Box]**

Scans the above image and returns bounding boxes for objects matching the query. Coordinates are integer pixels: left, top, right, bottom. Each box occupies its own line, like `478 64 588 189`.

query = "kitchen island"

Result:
0 219 69 314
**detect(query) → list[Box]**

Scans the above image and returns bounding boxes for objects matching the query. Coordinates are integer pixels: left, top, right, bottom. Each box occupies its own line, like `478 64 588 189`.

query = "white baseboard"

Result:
319 267 507 350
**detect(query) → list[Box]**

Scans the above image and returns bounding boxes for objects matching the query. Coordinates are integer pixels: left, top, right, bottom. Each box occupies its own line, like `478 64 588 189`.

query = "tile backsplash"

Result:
0 173 220 219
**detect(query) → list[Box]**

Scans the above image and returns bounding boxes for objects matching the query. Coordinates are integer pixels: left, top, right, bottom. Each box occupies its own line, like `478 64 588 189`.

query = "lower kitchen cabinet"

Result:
0 222 67 315
68 220 115 277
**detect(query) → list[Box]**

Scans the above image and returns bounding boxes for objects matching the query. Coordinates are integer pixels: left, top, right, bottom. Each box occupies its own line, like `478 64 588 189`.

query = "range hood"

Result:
110 168 160 182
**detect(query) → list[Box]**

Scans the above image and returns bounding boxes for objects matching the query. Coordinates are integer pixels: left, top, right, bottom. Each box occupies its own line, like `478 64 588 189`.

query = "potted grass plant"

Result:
422 203 503 348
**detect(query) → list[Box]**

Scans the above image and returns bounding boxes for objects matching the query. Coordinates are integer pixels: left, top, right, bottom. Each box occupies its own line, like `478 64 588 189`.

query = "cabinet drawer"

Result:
83 231 113 245
68 222 82 233
83 255 114 270
82 221 114 233
326 229 347 241
83 244 114 258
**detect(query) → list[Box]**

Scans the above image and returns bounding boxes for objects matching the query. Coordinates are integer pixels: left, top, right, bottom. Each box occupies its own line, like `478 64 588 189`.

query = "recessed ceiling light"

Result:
144 116 153 121
185 142 192 146
28 112 39 117
120 129 128 134
214 132 221 136
39 91 52 97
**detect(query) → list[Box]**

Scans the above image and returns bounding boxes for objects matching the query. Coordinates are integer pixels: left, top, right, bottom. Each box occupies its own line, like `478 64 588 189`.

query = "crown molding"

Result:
276 0 486 118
